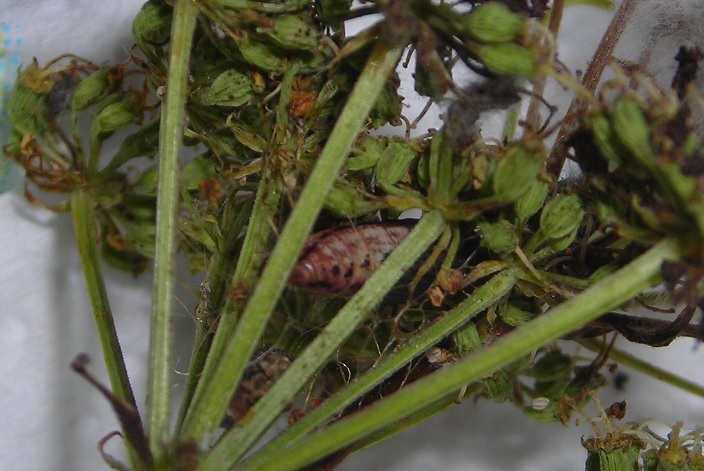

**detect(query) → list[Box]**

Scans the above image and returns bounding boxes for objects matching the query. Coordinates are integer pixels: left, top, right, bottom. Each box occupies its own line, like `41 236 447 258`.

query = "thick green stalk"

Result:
200 210 446 469
179 39 405 440
245 238 680 471
70 187 139 466
237 268 519 471
147 0 198 451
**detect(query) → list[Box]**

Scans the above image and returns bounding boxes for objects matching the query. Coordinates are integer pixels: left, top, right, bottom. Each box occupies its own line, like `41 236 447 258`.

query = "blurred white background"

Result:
2 1 703 470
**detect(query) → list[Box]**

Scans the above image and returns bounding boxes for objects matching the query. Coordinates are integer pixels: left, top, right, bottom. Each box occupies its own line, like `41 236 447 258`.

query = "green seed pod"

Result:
414 61 445 98
682 132 699 156
484 371 512 403
492 144 544 201
370 82 403 128
588 114 626 164
109 211 157 258
451 322 481 357
523 401 559 423
515 180 549 220
103 119 160 175
315 0 352 30
539 194 584 240
101 242 148 275
132 1 171 68
499 303 535 327
72 69 109 110
641 450 659 471
193 69 253 107
260 14 320 52
90 100 134 138
376 140 417 185
7 81 51 136
610 98 655 167
347 136 387 171
525 351 571 382
472 43 537 77
583 440 643 471
182 156 218 193
547 227 578 251
464 2 525 43
478 219 518 254
123 196 157 222
323 184 384 217
133 165 159 196
237 38 283 72
227 120 268 152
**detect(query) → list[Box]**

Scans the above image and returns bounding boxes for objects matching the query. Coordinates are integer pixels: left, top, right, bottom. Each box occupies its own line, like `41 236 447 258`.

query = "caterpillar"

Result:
288 221 417 295
227 348 293 425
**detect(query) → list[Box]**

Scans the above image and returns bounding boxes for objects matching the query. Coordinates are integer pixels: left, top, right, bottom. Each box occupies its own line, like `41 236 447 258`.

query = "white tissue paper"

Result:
1 2 703 470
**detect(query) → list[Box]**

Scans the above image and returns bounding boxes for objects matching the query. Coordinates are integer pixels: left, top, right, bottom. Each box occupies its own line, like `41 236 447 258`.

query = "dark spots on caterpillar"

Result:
361 255 371 269
226 348 293 426
288 222 416 295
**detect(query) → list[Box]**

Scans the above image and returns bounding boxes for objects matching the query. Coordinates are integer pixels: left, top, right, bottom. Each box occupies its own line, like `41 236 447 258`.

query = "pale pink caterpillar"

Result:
288 221 416 295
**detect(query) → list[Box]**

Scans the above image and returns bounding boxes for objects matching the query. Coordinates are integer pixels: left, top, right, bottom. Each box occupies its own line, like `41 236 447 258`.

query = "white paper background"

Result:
1 2 703 470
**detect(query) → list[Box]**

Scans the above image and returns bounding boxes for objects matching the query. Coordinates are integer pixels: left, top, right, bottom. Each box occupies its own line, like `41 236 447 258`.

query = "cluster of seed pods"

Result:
288 221 417 295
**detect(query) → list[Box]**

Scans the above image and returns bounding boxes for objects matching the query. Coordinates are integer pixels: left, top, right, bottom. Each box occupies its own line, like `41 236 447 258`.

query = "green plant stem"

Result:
70 187 139 467
177 63 295 435
179 164 281 431
179 39 405 441
236 268 519 471
146 0 198 452
176 195 254 428
200 210 446 470
245 237 680 471
176 61 298 428
578 339 704 399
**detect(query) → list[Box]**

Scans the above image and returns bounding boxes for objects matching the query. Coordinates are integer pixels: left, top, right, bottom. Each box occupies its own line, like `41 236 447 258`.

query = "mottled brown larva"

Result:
227 348 293 424
288 221 417 295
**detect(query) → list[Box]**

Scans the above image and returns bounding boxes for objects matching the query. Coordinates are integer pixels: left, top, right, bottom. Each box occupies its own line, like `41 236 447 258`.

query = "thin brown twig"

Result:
545 0 638 176
526 0 565 131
